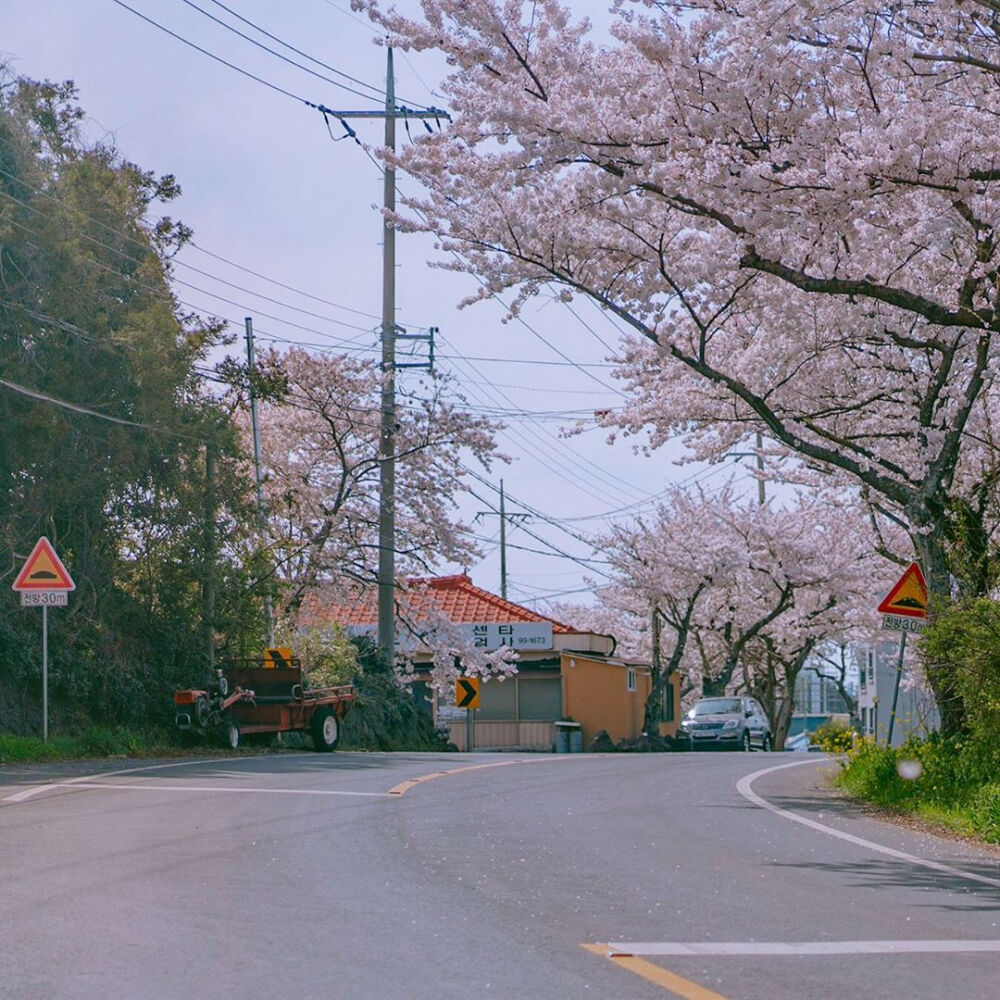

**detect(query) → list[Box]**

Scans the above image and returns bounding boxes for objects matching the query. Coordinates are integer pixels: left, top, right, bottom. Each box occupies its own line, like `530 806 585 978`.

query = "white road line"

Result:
736 758 1000 890
606 940 1000 957
68 782 387 797
3 784 59 803
1 752 345 803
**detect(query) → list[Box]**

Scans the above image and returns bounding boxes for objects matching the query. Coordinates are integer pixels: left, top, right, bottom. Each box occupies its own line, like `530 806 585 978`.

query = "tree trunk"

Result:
772 696 794 751
911 530 965 736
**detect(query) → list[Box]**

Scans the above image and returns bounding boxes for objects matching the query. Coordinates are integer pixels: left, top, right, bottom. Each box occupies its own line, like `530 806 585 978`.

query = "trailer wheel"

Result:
224 718 241 750
311 708 339 752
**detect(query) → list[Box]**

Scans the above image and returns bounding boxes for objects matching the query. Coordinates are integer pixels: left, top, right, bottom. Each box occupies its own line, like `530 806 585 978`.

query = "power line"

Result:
109 0 317 105
0 160 391 327
200 0 436 111
184 241 382 321
0 168 442 346
0 377 202 439
440 334 648 505
466 486 612 579
174 0 384 104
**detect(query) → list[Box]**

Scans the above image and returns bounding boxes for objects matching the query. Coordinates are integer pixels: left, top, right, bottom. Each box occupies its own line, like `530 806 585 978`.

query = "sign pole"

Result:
42 604 48 743
12 537 76 743
886 631 906 746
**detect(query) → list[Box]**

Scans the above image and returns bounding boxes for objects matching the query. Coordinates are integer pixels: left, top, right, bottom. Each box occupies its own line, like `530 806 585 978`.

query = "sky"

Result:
0 0 759 613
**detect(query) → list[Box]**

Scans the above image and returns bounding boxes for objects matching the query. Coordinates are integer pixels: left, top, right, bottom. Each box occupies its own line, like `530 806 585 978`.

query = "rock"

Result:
586 729 617 753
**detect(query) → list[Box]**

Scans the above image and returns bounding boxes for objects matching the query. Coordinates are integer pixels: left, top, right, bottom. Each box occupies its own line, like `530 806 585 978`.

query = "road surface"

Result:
1 750 998 999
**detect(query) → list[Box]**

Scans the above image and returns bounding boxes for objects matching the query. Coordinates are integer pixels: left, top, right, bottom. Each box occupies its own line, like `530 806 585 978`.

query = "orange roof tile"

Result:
302 574 576 633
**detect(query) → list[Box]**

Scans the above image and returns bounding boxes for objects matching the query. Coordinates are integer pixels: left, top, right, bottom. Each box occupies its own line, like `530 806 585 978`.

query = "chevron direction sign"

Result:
455 677 480 709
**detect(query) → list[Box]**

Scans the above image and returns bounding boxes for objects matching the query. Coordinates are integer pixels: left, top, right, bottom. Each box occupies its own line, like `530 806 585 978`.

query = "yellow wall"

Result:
560 654 683 745
560 654 650 745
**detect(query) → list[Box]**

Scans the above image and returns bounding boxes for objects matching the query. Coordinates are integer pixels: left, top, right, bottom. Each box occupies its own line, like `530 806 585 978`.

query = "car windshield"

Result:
692 698 742 716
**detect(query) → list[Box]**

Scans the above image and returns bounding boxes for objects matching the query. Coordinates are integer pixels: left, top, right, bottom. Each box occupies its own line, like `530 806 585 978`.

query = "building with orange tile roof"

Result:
303 574 679 751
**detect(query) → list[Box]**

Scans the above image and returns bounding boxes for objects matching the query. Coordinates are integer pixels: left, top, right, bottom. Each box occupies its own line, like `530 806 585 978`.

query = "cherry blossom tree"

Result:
301 579 519 694
354 0 1000 732
600 486 879 746
237 347 503 613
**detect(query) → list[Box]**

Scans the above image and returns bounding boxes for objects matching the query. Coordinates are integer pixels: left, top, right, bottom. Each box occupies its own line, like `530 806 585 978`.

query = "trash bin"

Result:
554 720 582 753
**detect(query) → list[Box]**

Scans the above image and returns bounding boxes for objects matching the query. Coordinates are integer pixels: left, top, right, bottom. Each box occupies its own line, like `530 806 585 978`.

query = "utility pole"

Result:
245 316 274 647
378 48 398 662
728 432 767 506
475 479 528 599
755 430 766 507
323 49 448 658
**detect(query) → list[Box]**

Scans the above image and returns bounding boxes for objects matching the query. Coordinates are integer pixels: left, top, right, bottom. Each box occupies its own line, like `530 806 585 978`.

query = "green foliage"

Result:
810 721 856 754
283 621 359 689
0 733 78 762
920 597 1000 746
0 725 182 762
970 784 1000 844
838 733 1000 842
338 639 453 752
0 71 269 733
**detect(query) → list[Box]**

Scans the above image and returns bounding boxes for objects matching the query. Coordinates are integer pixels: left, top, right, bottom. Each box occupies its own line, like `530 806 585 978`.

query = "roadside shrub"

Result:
837 738 914 808
810 722 856 754
338 639 452 751
838 731 1000 843
970 783 1000 844
0 733 76 762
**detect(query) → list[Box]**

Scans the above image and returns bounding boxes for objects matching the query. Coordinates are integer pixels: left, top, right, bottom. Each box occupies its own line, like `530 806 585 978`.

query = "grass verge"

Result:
0 727 193 763
835 733 1000 845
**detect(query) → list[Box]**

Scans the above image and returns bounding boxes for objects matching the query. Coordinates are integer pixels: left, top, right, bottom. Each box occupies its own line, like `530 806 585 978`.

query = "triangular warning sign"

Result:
12 537 75 592
877 562 927 618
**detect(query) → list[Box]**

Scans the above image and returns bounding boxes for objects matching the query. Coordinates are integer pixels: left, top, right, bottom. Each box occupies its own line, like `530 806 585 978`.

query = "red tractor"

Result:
174 656 354 751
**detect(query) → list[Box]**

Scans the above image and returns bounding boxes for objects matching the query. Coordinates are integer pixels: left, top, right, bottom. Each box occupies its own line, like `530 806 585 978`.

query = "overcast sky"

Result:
0 0 756 612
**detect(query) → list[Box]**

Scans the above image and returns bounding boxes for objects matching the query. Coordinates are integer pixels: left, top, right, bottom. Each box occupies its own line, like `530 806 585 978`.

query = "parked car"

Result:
678 696 773 751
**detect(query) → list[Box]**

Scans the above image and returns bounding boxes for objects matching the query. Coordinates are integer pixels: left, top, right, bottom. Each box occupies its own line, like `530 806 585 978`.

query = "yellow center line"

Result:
582 943 730 1000
386 755 579 796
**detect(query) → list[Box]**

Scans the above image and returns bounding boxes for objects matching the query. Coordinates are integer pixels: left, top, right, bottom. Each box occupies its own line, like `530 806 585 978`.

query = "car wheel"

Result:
311 708 339 752
762 733 773 752
742 730 752 752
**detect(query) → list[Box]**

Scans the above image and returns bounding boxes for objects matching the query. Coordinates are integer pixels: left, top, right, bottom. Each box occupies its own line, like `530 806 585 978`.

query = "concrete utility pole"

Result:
755 431 766 507
728 432 767 506
378 48 398 662
245 316 274 647
475 480 529 599
324 48 448 658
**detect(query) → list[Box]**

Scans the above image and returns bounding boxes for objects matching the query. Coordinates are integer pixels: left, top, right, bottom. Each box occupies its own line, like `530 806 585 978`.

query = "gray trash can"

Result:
555 720 582 753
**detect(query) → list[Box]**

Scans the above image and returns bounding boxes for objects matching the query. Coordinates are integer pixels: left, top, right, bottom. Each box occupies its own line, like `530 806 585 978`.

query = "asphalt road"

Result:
1 750 998 1000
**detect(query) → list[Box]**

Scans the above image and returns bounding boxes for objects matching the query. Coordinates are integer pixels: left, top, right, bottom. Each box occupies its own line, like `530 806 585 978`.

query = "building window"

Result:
626 667 637 692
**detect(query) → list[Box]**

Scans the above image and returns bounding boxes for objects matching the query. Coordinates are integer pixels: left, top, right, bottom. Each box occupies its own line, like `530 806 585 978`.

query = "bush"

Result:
970 783 1000 843
0 725 181 762
837 732 1000 841
838 738 915 808
337 639 453 752
810 721 856 754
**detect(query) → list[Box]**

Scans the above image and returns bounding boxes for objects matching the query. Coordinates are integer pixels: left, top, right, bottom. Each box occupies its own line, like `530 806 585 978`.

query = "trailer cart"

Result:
174 657 354 751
